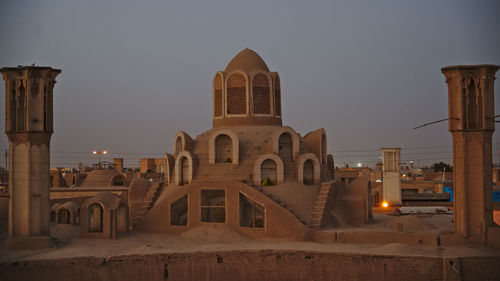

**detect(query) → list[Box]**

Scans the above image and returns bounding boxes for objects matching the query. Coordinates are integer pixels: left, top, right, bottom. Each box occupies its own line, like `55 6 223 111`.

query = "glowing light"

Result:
103 150 108 155
382 201 389 208
357 163 362 167
92 150 97 154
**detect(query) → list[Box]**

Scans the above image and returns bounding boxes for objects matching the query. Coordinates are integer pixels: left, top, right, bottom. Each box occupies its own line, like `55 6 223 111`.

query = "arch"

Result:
58 209 71 224
261 159 277 185
274 75 281 116
164 153 175 184
209 129 239 165
215 134 233 163
88 203 103 233
253 154 284 186
213 72 224 118
296 153 321 185
252 72 271 115
175 136 182 155
17 80 26 131
272 127 300 161
303 159 314 185
467 79 478 129
109 174 125 186
174 131 194 157
175 151 196 186
226 72 248 115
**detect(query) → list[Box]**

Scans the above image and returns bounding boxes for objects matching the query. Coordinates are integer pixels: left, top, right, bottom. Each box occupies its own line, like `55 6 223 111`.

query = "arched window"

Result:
215 134 233 163
175 136 182 155
227 73 247 115
88 203 103 233
261 159 277 186
17 80 26 131
58 209 71 224
117 204 128 232
467 80 478 129
274 76 281 116
253 73 270 114
303 159 314 186
214 73 223 117
278 133 293 162
180 157 189 186
9 84 16 131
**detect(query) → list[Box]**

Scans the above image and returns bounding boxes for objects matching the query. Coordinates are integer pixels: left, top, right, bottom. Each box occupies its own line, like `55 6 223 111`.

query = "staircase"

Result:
131 182 163 230
309 181 334 230
245 181 308 225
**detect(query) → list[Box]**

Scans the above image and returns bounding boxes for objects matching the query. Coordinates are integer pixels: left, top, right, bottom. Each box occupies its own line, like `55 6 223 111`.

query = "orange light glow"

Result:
382 201 389 208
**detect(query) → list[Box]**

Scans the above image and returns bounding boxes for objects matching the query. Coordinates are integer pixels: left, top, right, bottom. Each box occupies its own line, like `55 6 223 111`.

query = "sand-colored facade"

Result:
138 49 371 237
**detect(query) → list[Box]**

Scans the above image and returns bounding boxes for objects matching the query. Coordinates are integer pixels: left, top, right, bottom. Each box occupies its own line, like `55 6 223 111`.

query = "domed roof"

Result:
224 48 270 74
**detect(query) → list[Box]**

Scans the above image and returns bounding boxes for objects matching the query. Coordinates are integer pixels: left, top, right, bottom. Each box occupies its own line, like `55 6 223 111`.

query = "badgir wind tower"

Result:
134 49 371 237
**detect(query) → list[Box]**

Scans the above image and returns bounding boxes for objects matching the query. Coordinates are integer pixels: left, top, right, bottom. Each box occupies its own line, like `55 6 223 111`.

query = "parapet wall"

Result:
1 250 499 281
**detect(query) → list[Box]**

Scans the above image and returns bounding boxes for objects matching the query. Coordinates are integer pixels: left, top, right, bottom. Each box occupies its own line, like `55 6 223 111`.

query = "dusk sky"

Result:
1 0 499 169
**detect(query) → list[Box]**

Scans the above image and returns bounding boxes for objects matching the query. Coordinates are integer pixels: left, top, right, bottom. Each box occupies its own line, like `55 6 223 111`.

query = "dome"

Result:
224 48 270 74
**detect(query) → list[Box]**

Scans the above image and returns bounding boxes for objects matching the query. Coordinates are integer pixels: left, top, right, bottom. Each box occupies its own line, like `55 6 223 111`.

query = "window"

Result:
274 76 281 116
201 190 226 223
253 74 270 114
303 159 314 186
171 195 188 226
215 134 232 163
214 73 223 117
88 203 103 233
227 73 247 115
239 193 264 228
175 136 182 155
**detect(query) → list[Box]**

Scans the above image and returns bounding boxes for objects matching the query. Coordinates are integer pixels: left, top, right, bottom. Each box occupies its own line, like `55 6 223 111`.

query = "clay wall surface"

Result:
139 181 310 240
2 250 500 281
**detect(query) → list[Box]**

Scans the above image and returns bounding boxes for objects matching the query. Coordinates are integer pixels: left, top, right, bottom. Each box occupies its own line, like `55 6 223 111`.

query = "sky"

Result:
0 0 499 169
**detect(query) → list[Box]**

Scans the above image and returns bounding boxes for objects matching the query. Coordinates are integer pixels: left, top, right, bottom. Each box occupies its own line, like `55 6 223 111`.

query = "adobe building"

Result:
381 148 402 205
137 49 372 237
0 66 60 249
441 64 500 245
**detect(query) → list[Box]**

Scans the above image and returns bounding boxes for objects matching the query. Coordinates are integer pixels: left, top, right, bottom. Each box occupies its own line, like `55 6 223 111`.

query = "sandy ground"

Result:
2 212 498 263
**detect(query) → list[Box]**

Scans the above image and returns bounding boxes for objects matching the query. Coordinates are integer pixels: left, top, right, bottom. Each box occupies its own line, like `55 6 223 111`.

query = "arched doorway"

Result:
88 203 103 232
303 159 314 185
180 157 189 186
261 159 277 186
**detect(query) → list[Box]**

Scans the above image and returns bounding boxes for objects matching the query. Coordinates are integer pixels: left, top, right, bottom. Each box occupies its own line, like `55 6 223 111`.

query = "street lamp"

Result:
92 150 108 169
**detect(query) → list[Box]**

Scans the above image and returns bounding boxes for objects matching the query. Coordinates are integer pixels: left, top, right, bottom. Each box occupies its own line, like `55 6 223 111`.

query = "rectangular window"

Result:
239 192 264 228
201 190 226 223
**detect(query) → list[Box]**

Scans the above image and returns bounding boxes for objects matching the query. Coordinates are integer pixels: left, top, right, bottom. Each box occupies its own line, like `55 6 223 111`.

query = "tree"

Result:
431 162 452 172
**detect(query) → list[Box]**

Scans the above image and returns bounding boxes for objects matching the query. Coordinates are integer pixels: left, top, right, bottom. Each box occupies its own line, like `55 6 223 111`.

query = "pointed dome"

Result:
224 48 270 74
